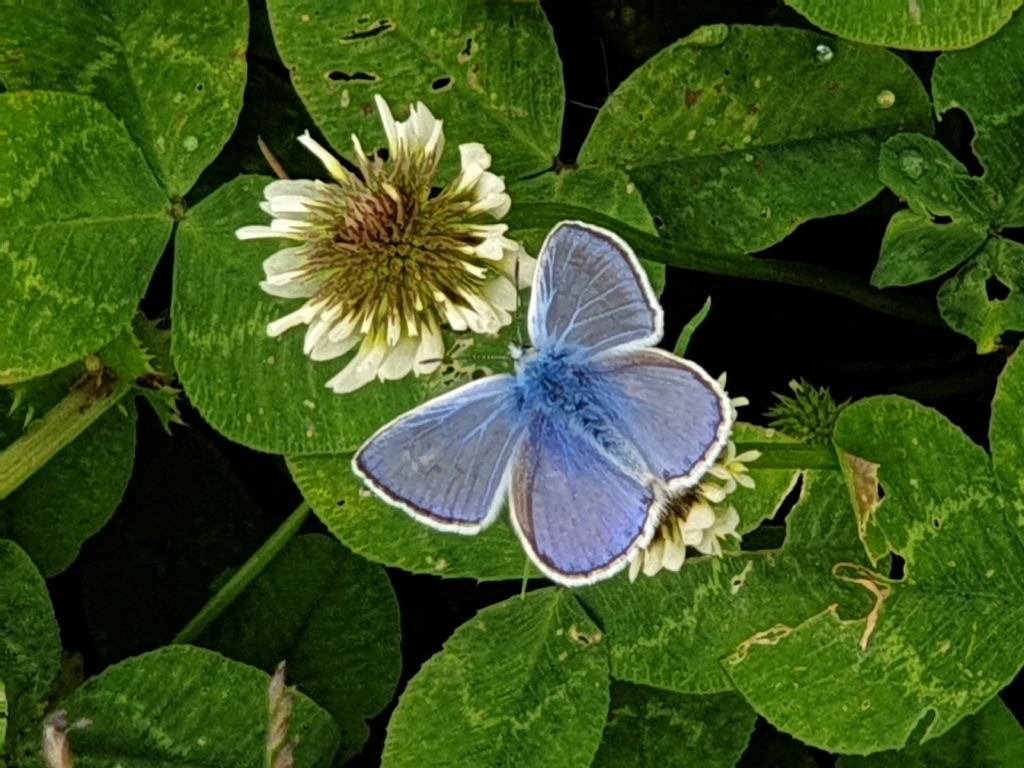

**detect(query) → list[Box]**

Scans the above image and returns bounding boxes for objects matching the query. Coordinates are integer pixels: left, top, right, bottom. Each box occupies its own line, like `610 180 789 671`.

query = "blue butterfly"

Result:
353 221 734 586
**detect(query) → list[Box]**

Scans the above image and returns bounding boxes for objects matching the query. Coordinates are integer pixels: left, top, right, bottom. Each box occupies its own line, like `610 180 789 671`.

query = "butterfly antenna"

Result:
599 37 611 100
513 255 526 350
566 38 612 112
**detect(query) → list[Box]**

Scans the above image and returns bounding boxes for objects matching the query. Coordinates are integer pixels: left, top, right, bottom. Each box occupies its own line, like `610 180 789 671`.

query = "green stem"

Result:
173 502 312 645
506 203 942 328
735 441 838 469
0 372 132 500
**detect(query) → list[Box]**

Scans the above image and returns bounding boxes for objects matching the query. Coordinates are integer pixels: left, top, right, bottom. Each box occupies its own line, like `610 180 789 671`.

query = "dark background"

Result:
46 2 1020 766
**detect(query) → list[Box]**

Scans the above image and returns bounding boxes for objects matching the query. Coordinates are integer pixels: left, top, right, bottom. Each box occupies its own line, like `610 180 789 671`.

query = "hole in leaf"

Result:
461 38 474 59
888 553 906 580
740 475 805 552
327 71 378 82
932 517 942 529
932 215 952 225
877 483 886 500
652 215 665 229
341 18 393 41
985 276 1011 301
195 83 204 92
1002 226 1024 243
939 108 985 177
431 76 453 92
336 499 345 508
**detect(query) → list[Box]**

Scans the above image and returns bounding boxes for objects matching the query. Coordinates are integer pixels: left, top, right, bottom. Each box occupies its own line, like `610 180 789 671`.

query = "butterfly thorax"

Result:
514 345 646 477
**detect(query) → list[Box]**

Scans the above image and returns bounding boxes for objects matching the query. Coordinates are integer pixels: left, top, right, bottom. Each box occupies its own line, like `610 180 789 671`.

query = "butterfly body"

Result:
514 344 650 481
354 221 734 586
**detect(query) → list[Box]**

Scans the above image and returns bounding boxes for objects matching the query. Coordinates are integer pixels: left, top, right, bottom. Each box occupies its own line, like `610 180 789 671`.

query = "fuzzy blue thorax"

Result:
513 344 645 476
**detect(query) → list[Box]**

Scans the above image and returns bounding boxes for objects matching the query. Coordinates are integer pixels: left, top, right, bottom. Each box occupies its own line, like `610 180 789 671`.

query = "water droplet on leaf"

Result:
875 90 896 109
815 44 834 63
899 150 924 179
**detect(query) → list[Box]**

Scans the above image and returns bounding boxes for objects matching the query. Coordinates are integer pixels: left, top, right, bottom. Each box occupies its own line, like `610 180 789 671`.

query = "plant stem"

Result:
173 502 312 645
735 442 838 469
0 372 132 500
506 203 943 328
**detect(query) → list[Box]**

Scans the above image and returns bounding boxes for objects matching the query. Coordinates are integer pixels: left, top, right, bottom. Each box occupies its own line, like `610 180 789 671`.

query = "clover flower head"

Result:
237 95 534 393
629 432 761 581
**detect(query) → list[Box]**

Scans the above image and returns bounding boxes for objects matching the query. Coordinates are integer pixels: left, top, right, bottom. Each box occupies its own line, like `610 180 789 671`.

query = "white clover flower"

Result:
237 95 534 394
629 438 757 581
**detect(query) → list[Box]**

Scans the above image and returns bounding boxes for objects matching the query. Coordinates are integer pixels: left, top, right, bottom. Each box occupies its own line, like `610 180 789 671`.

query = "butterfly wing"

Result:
353 375 527 532
528 221 663 354
593 348 733 491
510 415 660 585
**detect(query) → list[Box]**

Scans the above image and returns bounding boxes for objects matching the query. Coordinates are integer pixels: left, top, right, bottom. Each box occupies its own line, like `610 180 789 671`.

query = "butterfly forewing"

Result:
510 415 659 585
528 221 663 354
592 348 733 490
353 375 527 532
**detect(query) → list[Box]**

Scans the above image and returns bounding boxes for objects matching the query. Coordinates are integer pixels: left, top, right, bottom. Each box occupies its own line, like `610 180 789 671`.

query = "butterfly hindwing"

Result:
528 221 663 354
592 348 733 490
510 415 660 585
353 375 527 532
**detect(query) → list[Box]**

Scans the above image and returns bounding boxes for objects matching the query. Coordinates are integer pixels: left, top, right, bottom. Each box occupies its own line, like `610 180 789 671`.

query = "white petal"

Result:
266 302 320 337
628 555 642 582
512 249 537 287
484 276 518 312
310 331 361 361
661 541 687 571
468 171 511 218
461 261 488 279
464 294 504 335
700 483 728 504
377 335 419 380
713 507 742 537
297 130 350 184
692 537 719 557
440 301 469 331
386 313 401 346
448 164 484 197
686 504 716 530
267 195 317 215
260 273 316 299
349 135 373 177
403 101 443 155
473 232 506 261
270 218 314 236
326 339 388 393
682 527 705 547
303 309 341 355
642 540 664 577
262 247 305 277
459 142 492 170
265 179 319 199
414 322 445 374
425 116 445 157
465 222 509 238
328 312 360 342
236 225 300 241
375 95 400 155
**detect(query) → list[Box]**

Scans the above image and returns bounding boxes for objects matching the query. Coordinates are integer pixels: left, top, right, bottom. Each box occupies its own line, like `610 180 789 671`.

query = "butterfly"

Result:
353 221 734 586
